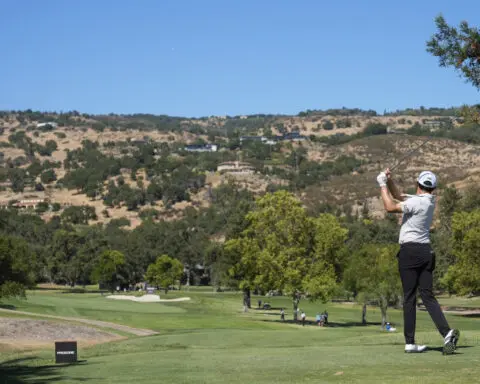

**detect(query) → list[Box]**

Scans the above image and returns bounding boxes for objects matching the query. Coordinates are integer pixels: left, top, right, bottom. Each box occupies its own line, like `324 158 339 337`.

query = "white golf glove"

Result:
377 172 387 188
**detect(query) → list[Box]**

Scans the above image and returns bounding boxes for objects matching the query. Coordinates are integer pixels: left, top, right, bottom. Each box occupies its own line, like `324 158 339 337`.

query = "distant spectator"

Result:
258 299 262 308
280 308 285 321
301 311 306 326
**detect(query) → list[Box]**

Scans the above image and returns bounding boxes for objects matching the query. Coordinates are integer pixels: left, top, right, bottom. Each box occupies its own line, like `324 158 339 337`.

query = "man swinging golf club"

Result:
377 169 460 354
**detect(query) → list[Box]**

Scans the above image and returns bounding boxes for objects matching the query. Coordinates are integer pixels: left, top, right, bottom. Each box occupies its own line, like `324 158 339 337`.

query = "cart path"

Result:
0 308 158 336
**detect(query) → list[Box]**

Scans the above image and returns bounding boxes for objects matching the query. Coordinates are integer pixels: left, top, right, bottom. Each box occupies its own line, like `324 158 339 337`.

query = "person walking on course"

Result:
377 168 460 354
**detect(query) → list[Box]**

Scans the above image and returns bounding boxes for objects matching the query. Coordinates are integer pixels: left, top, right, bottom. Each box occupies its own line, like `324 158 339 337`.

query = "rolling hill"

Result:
0 110 478 228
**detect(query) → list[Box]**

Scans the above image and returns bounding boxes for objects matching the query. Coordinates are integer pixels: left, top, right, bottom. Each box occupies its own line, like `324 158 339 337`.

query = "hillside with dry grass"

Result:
0 110 478 228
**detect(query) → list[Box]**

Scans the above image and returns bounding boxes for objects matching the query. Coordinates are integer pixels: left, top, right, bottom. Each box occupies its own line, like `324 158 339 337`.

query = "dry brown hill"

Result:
0 112 477 227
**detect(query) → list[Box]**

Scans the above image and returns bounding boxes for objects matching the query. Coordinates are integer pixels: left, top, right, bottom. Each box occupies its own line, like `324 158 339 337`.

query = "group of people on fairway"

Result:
377 168 460 354
279 308 328 327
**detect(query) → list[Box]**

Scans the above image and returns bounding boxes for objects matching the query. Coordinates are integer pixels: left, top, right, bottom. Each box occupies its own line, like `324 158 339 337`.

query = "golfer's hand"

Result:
385 168 392 180
377 172 387 188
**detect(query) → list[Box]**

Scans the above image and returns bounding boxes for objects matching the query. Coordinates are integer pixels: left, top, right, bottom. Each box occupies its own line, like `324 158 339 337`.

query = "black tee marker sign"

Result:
55 341 78 363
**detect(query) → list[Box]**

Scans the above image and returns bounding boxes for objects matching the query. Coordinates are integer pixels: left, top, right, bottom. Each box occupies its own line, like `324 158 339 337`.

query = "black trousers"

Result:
398 243 450 344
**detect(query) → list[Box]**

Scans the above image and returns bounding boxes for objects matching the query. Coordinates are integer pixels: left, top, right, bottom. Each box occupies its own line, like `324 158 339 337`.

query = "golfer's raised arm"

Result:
377 172 403 213
385 168 404 201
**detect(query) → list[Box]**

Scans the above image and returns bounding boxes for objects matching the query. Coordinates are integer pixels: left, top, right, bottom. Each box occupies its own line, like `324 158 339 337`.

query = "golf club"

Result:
389 136 433 172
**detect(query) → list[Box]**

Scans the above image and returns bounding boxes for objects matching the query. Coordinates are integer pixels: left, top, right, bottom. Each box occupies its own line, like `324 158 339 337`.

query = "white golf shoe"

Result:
405 344 427 353
443 329 460 355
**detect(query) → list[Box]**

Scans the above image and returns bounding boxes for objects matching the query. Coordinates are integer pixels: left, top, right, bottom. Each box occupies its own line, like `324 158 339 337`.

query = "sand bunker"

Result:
0 318 122 351
106 294 191 303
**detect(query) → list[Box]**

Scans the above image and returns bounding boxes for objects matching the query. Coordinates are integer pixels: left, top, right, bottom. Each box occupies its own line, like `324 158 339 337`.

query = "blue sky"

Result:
1 0 479 117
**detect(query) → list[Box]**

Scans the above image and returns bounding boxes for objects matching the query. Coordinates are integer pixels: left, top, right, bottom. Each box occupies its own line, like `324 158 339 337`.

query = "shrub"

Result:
40 169 57 184
35 201 49 213
363 123 387 135
323 120 334 130
52 202 61 211
54 132 67 139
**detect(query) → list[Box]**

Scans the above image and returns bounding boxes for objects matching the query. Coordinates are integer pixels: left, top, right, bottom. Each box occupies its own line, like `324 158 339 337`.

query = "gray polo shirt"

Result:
399 194 435 244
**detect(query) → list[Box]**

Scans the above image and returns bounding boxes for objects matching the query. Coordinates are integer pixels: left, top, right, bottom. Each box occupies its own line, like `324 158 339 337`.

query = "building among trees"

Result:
184 144 218 152
217 161 255 175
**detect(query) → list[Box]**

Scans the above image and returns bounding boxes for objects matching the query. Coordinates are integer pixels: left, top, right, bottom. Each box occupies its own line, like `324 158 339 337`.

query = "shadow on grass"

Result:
0 357 91 383
427 345 473 355
453 313 480 318
0 304 16 310
32 287 107 294
253 307 283 311
32 287 66 292
59 289 107 294
260 319 381 328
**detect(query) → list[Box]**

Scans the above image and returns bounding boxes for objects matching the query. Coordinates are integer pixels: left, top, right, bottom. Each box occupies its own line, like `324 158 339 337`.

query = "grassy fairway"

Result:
1 289 480 384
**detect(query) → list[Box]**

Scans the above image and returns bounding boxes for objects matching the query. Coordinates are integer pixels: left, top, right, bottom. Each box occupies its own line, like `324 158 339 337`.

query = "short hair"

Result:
418 182 435 193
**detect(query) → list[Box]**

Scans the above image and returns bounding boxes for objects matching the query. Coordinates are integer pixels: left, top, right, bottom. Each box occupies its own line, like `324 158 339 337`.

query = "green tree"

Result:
363 123 387 136
323 120 334 130
92 250 126 293
427 15 480 89
45 139 58 153
61 205 97 225
35 201 49 214
52 202 61 211
431 185 462 288
8 168 25 192
314 213 349 278
226 191 339 320
145 254 183 294
344 244 402 328
442 210 480 295
49 230 82 286
0 235 36 299
40 169 57 184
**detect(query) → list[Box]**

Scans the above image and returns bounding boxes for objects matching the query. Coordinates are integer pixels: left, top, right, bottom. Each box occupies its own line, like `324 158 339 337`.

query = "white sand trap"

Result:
106 295 191 303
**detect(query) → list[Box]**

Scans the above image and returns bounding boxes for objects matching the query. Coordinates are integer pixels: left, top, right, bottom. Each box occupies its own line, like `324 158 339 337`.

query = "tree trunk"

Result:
380 297 388 329
243 288 251 312
185 267 190 289
292 293 300 321
362 303 367 325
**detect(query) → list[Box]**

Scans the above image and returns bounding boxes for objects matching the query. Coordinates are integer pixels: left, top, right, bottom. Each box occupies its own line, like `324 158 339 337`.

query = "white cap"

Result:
418 171 437 189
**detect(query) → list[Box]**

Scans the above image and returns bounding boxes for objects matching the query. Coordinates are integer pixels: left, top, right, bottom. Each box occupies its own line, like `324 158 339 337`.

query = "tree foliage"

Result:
344 244 401 327
0 235 36 299
61 205 97 225
442 210 480 295
145 255 183 294
427 14 480 89
92 250 126 293
226 191 341 319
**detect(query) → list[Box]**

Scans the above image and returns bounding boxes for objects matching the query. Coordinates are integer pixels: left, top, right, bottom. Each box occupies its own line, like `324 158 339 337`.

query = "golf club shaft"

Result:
389 136 432 171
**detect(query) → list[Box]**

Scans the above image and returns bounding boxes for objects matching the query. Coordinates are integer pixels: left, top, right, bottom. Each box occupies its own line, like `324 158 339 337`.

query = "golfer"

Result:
377 169 459 354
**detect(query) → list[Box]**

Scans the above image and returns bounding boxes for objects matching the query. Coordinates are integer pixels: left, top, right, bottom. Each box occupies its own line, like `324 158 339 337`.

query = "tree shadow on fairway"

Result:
0 304 16 310
325 321 382 328
453 313 480 318
253 307 283 312
32 287 107 294
0 357 91 383
260 319 382 327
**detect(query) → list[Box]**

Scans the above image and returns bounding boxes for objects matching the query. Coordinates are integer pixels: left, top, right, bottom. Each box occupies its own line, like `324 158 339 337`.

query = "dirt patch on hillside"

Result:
0 318 123 351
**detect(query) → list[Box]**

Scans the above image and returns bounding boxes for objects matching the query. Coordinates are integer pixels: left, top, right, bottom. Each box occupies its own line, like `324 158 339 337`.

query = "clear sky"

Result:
1 0 479 117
